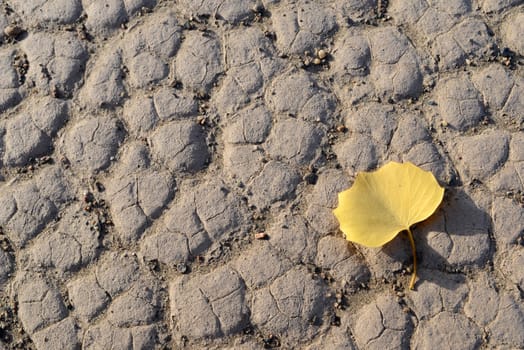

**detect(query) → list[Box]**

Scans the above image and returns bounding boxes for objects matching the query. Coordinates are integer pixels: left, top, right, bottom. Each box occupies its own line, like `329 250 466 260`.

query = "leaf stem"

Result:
406 227 417 290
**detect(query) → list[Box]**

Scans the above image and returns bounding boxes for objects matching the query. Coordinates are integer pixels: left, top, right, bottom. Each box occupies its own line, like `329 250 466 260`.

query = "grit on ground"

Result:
0 0 522 349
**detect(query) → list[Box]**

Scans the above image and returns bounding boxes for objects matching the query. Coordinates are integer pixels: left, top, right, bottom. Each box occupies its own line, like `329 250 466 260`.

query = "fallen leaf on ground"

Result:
333 161 444 289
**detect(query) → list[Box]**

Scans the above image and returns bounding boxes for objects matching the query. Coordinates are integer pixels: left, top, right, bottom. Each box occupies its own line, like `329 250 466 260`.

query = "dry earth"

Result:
0 0 522 349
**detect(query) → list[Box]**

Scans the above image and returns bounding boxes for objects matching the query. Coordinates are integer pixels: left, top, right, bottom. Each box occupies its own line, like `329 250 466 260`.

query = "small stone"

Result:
303 173 318 185
176 263 188 274
4 25 23 37
317 49 328 59
83 191 94 203
197 116 207 125
263 335 281 348
95 182 105 192
336 125 347 132
255 232 268 240
313 58 321 65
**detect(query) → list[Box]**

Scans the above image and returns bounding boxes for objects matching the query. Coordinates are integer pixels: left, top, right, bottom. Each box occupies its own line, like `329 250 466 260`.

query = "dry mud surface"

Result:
0 0 523 349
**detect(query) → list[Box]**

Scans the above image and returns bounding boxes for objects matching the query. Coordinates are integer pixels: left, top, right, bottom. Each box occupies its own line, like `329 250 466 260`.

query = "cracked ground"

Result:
0 0 523 349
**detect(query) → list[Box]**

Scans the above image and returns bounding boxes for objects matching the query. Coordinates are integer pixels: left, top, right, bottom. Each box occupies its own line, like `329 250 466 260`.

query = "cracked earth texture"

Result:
0 0 522 349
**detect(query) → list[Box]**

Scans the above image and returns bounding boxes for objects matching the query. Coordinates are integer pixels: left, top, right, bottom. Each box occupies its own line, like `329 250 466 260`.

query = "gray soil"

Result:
0 0 522 349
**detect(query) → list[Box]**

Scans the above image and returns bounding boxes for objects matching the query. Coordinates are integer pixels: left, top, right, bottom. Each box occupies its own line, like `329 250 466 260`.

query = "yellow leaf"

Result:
333 161 444 289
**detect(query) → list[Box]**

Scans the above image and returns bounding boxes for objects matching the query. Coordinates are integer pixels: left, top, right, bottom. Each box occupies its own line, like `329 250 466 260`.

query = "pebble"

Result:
317 49 327 59
4 25 23 38
303 173 318 185
177 263 188 274
255 232 268 240
95 182 105 192
197 116 207 125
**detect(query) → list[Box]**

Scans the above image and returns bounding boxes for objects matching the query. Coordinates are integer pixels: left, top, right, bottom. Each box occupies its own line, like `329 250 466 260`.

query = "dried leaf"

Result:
333 161 444 289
